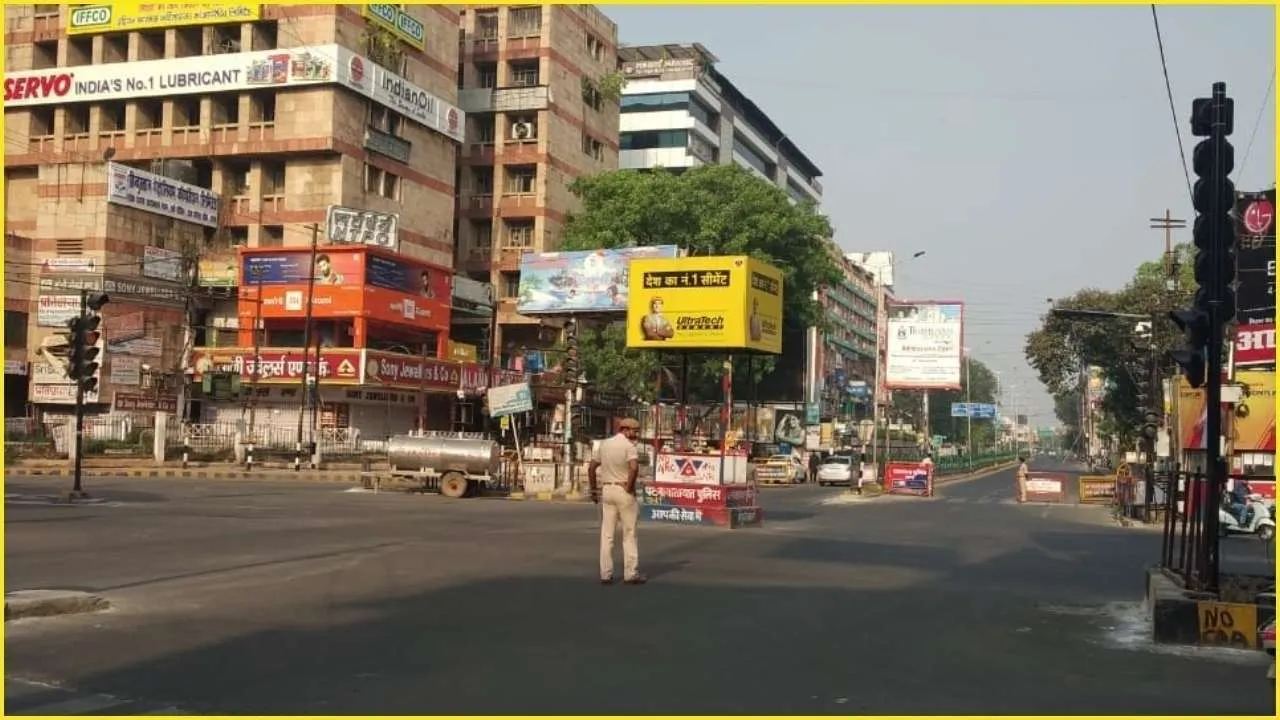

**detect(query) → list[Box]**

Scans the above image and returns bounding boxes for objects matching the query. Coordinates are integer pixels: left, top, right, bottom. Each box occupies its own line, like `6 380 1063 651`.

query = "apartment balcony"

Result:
458 85 551 115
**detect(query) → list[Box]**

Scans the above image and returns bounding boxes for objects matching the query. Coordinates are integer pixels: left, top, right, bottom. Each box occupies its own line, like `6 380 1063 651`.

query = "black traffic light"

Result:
563 320 579 380
66 292 109 394
1141 408 1160 441
1169 308 1210 388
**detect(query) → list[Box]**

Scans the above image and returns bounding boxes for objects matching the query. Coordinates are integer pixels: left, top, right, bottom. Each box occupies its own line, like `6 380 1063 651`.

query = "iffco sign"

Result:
68 4 260 35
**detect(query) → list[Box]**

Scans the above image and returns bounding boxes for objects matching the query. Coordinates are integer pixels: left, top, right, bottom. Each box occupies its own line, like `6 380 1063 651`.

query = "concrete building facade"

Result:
1 4 517 440
816 248 878 420
616 43 822 205
453 4 619 367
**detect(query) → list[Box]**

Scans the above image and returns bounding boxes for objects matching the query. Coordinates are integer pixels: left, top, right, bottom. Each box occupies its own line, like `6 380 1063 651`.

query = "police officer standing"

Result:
589 417 646 585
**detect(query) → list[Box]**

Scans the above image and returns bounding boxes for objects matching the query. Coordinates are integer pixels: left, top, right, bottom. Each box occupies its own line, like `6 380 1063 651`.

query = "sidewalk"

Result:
4 459 370 484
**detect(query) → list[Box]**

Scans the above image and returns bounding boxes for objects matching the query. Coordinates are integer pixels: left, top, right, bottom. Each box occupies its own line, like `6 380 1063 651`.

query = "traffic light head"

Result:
1190 94 1235 137
85 292 109 312
66 315 103 385
1141 409 1160 440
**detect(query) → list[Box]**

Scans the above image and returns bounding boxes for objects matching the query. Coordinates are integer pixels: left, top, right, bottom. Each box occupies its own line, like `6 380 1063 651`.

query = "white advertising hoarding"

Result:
37 295 82 327
108 162 221 228
325 205 399 250
142 245 185 282
884 301 964 390
3 44 465 144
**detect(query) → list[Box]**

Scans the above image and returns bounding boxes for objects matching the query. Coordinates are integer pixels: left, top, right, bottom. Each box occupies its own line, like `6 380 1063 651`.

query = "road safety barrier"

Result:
884 461 933 497
1023 473 1068 503
1078 475 1116 505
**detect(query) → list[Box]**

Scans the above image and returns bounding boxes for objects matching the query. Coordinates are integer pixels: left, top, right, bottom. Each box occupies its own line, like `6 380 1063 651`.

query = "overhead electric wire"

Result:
1238 66 1276 184
1150 4 1194 207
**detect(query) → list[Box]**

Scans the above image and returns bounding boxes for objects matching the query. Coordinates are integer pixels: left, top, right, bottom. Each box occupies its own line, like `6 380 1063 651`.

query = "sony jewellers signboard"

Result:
109 163 220 228
3 44 465 144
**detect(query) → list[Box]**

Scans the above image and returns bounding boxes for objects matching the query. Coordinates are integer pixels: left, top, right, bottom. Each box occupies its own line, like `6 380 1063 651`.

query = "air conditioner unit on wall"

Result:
511 122 535 141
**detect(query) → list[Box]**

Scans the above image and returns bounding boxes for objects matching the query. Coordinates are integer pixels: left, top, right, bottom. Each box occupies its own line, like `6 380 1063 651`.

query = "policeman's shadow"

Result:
644 559 692 579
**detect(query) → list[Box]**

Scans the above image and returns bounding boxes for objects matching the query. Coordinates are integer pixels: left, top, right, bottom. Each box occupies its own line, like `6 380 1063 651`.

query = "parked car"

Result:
817 455 855 486
764 454 805 483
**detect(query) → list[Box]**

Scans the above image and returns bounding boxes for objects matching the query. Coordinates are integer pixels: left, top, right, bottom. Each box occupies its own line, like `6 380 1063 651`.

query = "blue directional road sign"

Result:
951 403 998 419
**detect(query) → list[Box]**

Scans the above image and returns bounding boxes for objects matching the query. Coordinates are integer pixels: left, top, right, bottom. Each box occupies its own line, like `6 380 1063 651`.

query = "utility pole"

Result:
246 263 265 471
1150 210 1187 289
294 223 321 472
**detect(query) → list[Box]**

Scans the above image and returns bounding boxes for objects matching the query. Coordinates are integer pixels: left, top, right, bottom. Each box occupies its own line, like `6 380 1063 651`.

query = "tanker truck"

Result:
370 433 504 499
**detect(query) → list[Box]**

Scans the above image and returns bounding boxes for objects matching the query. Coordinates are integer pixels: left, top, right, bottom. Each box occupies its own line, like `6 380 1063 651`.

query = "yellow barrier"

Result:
1078 475 1116 504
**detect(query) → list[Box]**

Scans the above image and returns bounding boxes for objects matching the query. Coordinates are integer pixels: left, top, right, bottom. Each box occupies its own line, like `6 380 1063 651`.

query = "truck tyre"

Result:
440 472 469 499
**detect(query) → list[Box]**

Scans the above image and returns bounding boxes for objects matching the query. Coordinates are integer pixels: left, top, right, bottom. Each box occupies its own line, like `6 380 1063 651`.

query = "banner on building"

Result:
142 246 184 282
1179 373 1277 452
516 246 680 316
625 255 784 354
109 356 143 386
883 301 964 390
198 258 238 287
325 205 399 250
487 383 533 418
1233 189 1276 326
67 4 260 35
107 162 221 228
36 295 81 327
1234 322 1275 370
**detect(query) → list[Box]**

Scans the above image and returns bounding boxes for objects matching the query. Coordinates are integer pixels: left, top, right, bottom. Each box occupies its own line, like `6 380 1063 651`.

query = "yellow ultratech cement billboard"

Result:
626 255 784 354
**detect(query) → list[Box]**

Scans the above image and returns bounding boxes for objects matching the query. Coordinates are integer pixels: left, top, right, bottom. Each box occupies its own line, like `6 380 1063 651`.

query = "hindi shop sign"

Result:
325 205 399 250
108 162 220 228
37 295 81 327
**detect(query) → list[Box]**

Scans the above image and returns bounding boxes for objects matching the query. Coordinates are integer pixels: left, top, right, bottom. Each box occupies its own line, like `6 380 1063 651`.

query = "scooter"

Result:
1218 494 1277 542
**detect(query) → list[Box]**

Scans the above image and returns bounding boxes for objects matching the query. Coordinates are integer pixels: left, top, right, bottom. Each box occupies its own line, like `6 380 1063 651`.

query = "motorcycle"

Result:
1218 493 1276 542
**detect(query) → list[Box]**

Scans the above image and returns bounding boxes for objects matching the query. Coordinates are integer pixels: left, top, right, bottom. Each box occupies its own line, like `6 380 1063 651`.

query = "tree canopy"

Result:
1023 243 1193 448
888 357 1001 448
559 165 841 402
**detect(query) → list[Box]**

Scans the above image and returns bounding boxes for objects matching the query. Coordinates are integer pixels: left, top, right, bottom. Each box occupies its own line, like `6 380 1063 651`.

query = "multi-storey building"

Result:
617 43 822 204
453 4 619 366
2 4 518 437
816 249 878 420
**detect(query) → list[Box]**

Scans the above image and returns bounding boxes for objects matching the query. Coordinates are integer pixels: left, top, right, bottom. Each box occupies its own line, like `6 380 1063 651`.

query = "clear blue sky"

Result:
602 3 1276 426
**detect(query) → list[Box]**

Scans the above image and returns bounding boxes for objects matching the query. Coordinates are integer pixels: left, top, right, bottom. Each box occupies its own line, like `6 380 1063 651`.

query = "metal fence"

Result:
167 422 378 462
1159 469 1218 593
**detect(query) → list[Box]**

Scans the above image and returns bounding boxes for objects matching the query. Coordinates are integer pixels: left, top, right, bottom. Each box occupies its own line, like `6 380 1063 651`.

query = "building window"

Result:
503 218 535 249
211 25 240 54
32 4 58 18
364 164 400 200
734 136 773 177
4 311 28 349
138 31 165 60
29 107 54 138
174 97 201 128
472 115 496 145
503 165 536 195
102 34 128 63
65 104 89 136
261 160 285 197
508 60 539 88
100 102 126 133
581 133 603 161
620 130 688 151
368 104 403 136
582 80 602 112
31 40 56 70
251 21 278 51
250 92 276 125
67 36 91 65
500 272 521 298
260 225 284 247
507 6 541 37
212 94 239 127
475 10 498 39
476 63 498 89
585 33 605 62
471 166 494 196
470 220 493 254
136 99 162 130
228 227 249 246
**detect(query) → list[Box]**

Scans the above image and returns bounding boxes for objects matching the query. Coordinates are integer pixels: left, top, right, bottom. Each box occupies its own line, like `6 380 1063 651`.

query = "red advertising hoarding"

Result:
884 461 933 497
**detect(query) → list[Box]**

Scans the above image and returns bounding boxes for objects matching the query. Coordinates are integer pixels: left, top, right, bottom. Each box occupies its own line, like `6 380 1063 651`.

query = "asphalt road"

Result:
4 461 1275 715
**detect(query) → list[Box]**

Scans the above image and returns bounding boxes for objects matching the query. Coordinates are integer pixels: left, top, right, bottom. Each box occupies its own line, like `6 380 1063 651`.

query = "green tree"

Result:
925 357 1001 448
559 165 841 400
1024 246 1192 449
572 324 663 402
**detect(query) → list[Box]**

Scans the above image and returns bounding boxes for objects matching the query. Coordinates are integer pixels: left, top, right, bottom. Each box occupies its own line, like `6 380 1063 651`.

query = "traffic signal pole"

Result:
71 289 89 497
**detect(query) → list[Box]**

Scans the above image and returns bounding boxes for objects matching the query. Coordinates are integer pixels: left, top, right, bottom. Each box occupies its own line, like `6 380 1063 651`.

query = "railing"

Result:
1159 468 1219 594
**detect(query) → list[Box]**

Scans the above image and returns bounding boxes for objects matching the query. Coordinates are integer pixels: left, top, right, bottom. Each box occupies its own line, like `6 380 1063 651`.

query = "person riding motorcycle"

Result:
1228 479 1253 526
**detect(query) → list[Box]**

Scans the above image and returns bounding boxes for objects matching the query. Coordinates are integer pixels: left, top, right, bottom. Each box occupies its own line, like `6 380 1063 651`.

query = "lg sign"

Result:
1243 199 1275 236
4 73 73 101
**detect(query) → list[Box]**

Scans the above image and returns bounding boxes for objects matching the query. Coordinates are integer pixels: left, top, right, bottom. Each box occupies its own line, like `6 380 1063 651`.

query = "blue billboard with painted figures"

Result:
515 246 680 315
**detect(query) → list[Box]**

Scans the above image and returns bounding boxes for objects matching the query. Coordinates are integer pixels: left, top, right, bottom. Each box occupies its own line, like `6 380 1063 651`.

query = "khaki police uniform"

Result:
595 429 640 582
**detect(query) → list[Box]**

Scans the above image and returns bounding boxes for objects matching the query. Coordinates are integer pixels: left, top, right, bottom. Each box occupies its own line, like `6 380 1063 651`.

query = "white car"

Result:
817 455 855 486
764 455 806 483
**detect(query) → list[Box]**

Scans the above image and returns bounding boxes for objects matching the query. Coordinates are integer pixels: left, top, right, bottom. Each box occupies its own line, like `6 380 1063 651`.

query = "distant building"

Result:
454 5 620 368
816 249 878 420
617 43 822 204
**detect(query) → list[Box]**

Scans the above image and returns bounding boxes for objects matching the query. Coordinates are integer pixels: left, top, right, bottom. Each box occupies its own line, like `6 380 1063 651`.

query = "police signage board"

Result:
487 382 533 418
3 46 335 108
67 4 260 35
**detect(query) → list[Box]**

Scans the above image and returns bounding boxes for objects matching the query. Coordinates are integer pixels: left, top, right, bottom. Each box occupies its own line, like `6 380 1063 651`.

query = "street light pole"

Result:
965 350 973 469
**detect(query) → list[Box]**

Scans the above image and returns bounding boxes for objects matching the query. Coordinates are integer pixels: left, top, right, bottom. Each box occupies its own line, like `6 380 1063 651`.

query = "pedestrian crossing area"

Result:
5 678 186 715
